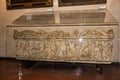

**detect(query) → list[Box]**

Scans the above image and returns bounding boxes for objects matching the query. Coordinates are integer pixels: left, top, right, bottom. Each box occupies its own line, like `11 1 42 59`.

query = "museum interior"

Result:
0 0 120 80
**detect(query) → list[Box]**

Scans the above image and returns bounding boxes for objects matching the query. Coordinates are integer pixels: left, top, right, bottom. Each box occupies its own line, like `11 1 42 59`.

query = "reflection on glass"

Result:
96 75 104 80
79 38 83 43
18 63 23 80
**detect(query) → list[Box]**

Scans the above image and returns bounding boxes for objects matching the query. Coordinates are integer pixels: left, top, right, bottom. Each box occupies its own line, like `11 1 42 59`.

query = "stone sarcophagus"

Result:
14 28 115 64
7 10 118 64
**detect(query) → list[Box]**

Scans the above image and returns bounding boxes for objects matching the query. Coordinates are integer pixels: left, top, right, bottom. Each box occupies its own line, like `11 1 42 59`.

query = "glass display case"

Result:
7 10 118 63
5 0 120 78
6 9 119 76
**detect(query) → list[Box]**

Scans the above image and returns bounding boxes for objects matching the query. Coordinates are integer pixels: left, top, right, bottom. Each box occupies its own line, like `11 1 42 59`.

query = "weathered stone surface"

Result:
14 29 114 63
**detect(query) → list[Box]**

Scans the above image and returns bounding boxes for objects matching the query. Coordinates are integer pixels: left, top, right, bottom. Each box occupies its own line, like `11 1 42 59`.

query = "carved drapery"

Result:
14 29 114 63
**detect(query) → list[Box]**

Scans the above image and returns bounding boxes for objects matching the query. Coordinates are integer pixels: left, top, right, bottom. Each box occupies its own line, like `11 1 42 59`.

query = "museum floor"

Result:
0 58 120 80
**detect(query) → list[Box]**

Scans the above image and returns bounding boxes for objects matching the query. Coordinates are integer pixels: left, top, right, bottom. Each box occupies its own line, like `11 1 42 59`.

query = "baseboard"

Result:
0 57 16 60
112 62 120 65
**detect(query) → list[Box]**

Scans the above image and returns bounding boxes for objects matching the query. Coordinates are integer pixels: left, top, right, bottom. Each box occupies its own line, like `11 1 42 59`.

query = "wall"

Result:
107 0 120 62
107 0 120 22
0 0 120 62
0 0 52 57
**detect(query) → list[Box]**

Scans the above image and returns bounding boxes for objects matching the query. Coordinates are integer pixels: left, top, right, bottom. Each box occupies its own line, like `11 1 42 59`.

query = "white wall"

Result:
0 0 52 57
0 0 120 61
107 0 120 22
107 0 120 62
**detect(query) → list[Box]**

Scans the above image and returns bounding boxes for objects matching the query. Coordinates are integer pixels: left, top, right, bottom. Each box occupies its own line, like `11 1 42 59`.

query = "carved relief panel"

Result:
14 28 115 64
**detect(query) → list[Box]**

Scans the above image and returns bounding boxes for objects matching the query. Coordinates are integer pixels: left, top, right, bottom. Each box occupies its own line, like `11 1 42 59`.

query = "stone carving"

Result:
14 29 114 39
14 29 114 63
